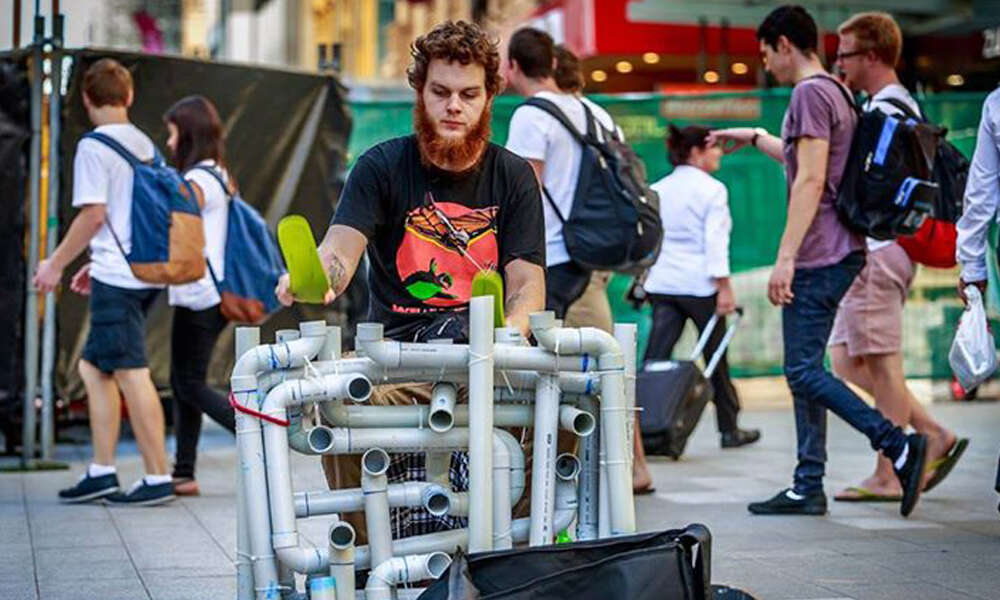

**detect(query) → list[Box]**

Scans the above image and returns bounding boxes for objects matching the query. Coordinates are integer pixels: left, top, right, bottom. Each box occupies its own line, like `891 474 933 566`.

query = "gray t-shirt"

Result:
781 75 863 269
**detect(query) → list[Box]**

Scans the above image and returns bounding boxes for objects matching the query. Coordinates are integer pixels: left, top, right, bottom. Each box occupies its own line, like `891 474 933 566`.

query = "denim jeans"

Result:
783 251 907 495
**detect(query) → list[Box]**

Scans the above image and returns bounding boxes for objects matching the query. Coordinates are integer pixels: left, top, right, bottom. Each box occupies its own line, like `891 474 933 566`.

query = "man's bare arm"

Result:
275 224 367 306
33 204 106 293
778 137 829 263
503 258 545 338
525 158 545 187
318 224 367 297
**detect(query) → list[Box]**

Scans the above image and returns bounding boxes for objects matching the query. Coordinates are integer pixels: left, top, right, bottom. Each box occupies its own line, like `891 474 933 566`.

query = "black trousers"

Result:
170 304 235 479
643 293 741 434
545 262 592 319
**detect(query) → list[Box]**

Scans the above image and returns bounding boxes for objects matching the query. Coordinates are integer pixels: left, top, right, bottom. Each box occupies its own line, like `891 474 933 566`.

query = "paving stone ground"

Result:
2 401 998 600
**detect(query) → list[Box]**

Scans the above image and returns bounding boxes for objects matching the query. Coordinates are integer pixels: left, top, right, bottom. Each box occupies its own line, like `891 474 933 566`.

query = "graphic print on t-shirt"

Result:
395 196 498 310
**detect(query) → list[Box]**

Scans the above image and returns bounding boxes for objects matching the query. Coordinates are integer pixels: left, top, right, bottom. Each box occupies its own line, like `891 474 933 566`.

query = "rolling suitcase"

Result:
639 308 743 459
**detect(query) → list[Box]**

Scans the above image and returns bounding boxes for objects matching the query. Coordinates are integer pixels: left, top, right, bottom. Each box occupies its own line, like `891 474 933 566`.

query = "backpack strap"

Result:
881 97 924 122
83 131 158 167
188 164 231 199
519 97 588 145
805 74 862 118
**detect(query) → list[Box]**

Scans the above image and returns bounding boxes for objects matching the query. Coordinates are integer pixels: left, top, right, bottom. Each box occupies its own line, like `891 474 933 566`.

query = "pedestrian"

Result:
956 86 1000 302
163 96 238 496
34 58 174 506
642 124 761 450
549 43 655 493
830 12 966 502
709 5 927 517
275 21 546 541
504 27 620 318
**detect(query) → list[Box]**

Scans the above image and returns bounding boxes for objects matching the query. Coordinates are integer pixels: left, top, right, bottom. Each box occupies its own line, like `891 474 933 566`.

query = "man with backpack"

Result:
709 5 927 517
504 27 646 317
827 12 965 503
33 58 175 506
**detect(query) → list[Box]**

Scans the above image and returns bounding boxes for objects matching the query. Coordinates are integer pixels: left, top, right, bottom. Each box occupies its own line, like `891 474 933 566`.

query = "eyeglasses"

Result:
834 50 867 61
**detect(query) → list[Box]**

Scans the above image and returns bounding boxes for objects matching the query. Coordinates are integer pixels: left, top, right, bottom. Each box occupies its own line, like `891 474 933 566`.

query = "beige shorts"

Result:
829 242 914 357
564 271 613 333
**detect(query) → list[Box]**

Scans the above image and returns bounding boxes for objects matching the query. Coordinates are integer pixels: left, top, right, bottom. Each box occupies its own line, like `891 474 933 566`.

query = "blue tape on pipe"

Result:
585 378 592 395
581 353 589 372
310 576 336 591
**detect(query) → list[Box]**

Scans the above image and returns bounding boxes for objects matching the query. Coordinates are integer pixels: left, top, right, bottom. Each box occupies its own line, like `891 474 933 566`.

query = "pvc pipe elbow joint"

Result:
361 448 390 490
559 405 596 437
329 521 356 552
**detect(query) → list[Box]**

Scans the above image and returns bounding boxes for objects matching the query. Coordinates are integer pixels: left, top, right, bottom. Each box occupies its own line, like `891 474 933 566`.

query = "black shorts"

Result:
81 279 160 374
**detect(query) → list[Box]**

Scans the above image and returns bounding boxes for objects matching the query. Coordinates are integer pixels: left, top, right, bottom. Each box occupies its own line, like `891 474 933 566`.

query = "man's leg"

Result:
642 296 686 363
79 358 122 466
113 367 169 476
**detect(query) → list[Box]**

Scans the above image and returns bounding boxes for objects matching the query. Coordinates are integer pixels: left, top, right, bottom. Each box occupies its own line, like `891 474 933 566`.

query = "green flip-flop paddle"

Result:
277 215 330 304
470 269 505 328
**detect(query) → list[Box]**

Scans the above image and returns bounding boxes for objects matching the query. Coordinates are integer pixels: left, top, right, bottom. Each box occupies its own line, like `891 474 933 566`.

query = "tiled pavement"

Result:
2 401 999 600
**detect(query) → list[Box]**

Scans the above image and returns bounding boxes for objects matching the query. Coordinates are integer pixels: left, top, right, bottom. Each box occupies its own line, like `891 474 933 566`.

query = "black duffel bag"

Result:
418 525 712 600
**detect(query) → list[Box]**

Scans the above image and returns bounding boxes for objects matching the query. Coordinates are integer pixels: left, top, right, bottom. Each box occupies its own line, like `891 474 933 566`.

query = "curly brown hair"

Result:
407 21 503 97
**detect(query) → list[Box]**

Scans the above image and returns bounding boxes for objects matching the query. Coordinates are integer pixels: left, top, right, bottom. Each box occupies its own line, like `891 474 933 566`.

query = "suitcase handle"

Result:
689 307 743 379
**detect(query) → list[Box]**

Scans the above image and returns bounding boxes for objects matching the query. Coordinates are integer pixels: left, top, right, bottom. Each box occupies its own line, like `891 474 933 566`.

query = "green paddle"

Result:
470 269 506 328
277 215 330 304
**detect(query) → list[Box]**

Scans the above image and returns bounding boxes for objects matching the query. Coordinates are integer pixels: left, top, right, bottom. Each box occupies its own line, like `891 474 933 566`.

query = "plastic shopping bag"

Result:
949 286 997 391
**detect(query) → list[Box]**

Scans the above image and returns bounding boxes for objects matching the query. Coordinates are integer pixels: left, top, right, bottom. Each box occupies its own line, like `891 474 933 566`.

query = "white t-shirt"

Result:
864 84 923 253
72 123 162 289
505 91 619 267
168 160 229 311
644 165 731 297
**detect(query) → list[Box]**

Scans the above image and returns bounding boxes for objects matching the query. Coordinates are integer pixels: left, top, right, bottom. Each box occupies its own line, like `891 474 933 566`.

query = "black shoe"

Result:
721 428 761 449
894 433 928 517
748 488 827 515
58 472 120 503
105 479 175 507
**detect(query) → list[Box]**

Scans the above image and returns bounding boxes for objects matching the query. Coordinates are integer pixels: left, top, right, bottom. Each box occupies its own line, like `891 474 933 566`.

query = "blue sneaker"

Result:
105 479 175 507
58 472 120 503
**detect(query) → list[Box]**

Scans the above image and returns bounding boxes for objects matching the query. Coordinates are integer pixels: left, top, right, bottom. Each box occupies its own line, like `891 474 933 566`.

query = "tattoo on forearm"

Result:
326 254 347 292
505 291 524 313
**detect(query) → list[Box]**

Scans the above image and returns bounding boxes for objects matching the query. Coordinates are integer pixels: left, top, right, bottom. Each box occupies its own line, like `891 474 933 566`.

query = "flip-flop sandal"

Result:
633 485 656 495
470 269 506 328
833 486 902 502
924 438 969 493
277 215 330 304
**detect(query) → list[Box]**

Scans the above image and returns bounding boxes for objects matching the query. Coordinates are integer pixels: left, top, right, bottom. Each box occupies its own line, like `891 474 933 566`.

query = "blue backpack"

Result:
84 132 206 284
190 166 285 324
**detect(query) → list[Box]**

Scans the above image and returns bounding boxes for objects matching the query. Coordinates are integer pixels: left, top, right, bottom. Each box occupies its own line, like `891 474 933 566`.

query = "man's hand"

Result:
958 278 987 306
767 258 796 306
33 258 64 294
70 263 92 296
716 283 737 315
274 273 335 307
706 128 755 154
506 312 531 340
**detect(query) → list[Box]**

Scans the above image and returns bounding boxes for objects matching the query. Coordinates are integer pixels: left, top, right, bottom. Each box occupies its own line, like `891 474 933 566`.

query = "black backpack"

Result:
881 97 969 223
518 97 662 272
824 76 945 240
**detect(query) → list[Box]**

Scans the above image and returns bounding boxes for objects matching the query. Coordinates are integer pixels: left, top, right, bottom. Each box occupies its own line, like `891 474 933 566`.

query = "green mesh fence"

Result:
348 90 989 378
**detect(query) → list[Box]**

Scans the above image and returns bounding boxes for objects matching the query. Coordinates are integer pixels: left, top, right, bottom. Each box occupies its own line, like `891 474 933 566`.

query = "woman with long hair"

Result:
643 125 760 449
163 95 236 495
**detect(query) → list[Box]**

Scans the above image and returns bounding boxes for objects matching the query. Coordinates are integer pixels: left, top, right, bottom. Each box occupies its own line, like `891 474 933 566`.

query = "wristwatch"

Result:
751 127 768 148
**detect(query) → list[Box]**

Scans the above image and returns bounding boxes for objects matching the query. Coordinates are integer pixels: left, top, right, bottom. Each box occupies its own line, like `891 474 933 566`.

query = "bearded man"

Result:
275 21 545 540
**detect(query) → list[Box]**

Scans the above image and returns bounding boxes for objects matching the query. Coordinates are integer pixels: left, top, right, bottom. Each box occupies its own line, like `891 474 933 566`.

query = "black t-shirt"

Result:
333 135 545 341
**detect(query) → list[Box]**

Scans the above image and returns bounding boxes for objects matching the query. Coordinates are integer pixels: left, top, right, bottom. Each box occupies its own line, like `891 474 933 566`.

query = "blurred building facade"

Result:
4 0 998 91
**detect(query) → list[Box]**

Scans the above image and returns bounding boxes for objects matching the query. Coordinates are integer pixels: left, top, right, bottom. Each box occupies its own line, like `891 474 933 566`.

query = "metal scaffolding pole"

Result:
39 12 64 464
21 14 45 466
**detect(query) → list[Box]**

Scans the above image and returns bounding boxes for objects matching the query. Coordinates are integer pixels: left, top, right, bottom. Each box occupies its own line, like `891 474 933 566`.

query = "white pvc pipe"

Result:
576 394 600 541
365 553 452 600
234 328 259 600
530 311 635 536
320 403 593 436
314 477 578 573
295 481 450 518
529 374 560 546
329 520 356 600
614 324 638 470
362 448 393 574
467 296 494 552
428 382 457 433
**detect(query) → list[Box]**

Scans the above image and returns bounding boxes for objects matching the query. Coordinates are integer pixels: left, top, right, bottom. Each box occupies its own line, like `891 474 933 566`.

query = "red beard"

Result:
414 95 492 173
